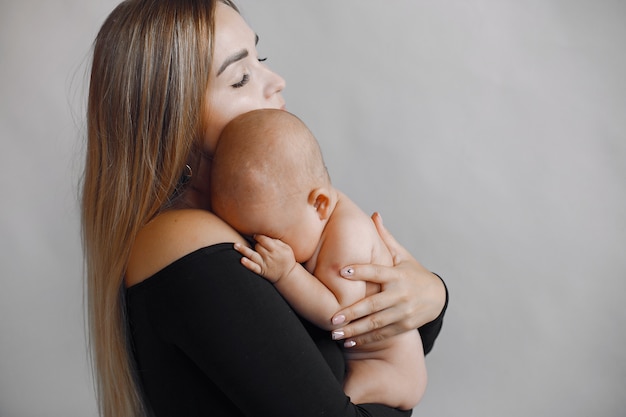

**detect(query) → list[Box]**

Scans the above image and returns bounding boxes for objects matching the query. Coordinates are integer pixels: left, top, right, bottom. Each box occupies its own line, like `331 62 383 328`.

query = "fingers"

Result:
234 242 253 257
235 237 296 283
252 234 289 255
338 262 397 285
328 213 447 347
253 234 274 247
332 312 411 348
337 212 419 285
332 291 396 326
233 242 263 274
240 256 262 275
234 242 261 263
236 235 276 261
371 212 411 264
338 327 399 349
330 287 417 347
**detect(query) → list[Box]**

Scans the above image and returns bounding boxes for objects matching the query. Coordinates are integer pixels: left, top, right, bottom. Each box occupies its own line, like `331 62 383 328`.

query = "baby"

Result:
210 109 426 410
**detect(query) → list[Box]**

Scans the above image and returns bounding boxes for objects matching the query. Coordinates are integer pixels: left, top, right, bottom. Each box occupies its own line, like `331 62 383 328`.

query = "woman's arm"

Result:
330 213 448 352
150 246 411 417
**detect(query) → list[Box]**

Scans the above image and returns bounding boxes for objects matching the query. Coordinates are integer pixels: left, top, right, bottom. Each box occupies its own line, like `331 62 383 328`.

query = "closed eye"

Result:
231 73 250 88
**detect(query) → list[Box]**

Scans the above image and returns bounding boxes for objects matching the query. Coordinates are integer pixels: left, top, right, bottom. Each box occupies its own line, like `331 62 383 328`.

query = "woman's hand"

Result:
331 212 446 348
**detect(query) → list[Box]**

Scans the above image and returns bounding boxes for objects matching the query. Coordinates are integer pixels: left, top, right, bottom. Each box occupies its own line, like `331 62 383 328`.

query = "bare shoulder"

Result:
334 192 379 239
321 192 385 266
125 209 247 286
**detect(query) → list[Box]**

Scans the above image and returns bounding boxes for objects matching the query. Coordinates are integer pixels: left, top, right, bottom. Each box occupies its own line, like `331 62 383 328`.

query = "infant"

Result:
210 109 426 409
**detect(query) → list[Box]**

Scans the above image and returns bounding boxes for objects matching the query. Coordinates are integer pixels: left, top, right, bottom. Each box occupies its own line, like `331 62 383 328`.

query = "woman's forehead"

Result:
213 2 256 52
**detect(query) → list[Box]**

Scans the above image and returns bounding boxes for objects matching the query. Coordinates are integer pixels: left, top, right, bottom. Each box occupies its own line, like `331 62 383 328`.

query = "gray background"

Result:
1 1 624 416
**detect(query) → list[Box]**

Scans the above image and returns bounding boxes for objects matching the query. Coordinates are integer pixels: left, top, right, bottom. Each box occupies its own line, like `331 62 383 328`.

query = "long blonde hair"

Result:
82 1 237 415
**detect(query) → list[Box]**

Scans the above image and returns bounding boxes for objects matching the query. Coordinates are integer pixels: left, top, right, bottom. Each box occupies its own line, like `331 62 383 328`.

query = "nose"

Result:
263 65 286 100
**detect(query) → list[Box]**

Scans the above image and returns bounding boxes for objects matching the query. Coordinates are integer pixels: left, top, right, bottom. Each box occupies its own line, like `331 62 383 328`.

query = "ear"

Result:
308 187 332 220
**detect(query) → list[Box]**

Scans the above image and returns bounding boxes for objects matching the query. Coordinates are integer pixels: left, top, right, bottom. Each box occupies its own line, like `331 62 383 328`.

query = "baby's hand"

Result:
234 235 298 283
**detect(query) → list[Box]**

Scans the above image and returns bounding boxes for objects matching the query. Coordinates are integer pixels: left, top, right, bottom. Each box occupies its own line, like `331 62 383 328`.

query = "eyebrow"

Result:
216 34 260 77
217 49 248 77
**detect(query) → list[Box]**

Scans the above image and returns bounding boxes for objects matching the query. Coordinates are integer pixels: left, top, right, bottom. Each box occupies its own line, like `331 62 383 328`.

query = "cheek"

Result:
291 225 318 263
203 95 260 153
202 105 234 153
291 239 308 264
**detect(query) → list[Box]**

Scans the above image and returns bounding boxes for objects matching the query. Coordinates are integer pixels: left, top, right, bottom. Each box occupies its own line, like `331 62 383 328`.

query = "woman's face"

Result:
203 3 286 154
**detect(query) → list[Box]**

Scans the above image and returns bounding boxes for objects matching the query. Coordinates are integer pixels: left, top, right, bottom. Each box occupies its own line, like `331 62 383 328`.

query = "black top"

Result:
127 243 447 417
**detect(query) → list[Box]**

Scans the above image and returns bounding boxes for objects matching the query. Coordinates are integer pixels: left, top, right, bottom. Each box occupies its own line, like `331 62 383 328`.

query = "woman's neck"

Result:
175 153 213 211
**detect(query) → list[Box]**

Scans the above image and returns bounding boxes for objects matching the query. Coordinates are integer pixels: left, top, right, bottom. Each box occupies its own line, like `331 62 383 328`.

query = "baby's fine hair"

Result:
211 109 330 207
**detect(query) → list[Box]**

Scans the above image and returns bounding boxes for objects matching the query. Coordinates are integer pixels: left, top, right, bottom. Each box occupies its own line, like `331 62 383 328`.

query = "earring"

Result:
181 164 193 184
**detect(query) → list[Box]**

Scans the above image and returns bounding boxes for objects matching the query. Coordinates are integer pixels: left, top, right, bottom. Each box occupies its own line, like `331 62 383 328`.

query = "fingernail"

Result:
332 330 344 340
332 314 346 325
344 340 356 348
340 267 354 277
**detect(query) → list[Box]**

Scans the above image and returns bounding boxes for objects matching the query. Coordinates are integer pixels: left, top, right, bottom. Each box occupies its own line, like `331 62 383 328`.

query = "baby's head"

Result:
211 109 334 262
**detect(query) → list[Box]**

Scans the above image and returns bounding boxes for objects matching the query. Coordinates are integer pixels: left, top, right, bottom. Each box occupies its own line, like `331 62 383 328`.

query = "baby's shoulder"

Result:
325 193 392 265
323 195 377 250
331 193 377 237
125 209 246 286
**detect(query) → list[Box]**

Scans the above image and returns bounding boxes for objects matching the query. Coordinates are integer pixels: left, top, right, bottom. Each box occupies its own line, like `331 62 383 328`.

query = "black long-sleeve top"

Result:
126 243 447 417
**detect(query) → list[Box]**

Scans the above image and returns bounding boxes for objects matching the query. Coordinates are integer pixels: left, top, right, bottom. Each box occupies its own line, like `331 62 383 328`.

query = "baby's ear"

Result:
308 188 331 220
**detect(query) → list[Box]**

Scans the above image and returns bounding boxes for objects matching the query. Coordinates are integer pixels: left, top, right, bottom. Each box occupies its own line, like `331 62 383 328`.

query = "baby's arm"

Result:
234 235 366 330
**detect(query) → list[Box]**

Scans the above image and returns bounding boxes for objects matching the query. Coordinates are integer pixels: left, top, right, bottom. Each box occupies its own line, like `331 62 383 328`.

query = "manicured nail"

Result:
340 267 354 277
344 340 356 348
332 330 344 340
332 314 346 325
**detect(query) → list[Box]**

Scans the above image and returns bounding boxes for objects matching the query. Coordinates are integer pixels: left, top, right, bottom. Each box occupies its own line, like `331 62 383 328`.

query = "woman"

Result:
82 1 448 416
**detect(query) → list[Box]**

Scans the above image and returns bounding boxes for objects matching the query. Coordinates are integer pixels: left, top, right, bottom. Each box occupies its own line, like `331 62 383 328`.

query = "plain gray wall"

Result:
1 1 624 416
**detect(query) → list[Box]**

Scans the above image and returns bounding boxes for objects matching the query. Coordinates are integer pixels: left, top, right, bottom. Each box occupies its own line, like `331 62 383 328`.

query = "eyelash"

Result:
230 57 268 88
231 74 249 89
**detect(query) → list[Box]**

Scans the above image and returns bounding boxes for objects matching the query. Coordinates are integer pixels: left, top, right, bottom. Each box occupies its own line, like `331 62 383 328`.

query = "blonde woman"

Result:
82 1 448 416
